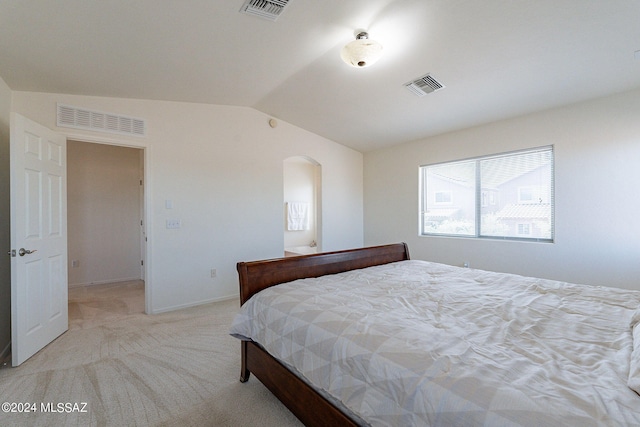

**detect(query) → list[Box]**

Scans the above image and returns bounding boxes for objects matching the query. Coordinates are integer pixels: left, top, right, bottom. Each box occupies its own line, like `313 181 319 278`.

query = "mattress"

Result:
230 260 640 426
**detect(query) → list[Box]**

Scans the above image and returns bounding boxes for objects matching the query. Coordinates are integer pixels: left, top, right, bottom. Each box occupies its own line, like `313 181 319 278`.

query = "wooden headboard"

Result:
236 243 410 305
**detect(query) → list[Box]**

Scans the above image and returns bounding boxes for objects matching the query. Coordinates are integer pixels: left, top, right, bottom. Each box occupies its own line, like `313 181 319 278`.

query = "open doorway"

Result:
66 140 145 317
283 156 321 257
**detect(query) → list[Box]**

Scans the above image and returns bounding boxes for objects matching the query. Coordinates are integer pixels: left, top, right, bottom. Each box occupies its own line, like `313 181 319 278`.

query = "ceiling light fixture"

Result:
341 31 383 68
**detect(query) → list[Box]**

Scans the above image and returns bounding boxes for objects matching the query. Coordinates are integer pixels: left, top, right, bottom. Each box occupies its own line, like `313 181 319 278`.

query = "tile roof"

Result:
425 208 460 220
495 204 551 219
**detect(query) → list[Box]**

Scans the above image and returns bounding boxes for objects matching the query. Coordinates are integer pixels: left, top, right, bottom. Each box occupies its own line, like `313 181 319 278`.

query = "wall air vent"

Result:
239 0 290 21
405 74 445 97
57 104 146 137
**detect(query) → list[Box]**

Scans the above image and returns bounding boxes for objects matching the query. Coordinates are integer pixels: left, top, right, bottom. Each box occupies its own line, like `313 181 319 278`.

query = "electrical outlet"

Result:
463 262 469 268
210 268 217 278
166 219 181 229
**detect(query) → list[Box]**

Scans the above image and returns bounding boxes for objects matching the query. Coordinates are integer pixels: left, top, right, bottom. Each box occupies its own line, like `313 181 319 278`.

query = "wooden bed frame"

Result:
236 243 410 427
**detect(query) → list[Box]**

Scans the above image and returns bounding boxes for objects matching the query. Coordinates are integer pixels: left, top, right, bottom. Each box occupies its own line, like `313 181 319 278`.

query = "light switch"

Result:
165 199 173 209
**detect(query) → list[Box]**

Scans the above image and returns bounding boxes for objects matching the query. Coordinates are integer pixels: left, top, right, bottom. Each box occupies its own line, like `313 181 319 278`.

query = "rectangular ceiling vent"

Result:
57 104 146 137
405 74 445 97
239 0 290 21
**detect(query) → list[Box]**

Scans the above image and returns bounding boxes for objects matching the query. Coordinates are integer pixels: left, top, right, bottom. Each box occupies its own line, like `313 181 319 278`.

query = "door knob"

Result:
18 248 37 256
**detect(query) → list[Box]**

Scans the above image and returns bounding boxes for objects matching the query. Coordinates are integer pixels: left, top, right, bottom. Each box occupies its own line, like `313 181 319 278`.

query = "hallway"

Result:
68 280 145 329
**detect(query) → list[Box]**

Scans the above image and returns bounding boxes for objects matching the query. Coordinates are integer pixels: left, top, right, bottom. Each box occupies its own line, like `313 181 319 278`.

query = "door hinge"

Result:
7 249 16 257
141 260 144 266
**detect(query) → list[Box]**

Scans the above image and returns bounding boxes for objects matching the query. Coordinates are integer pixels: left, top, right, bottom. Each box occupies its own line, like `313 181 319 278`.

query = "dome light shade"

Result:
341 32 383 68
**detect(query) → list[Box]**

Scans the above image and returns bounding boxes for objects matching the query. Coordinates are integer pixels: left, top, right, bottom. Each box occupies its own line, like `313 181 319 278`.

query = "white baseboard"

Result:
150 294 237 314
69 277 142 288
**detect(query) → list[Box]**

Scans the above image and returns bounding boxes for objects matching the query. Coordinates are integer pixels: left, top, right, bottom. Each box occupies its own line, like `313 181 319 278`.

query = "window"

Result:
517 223 532 236
419 146 554 242
518 186 541 204
435 191 452 204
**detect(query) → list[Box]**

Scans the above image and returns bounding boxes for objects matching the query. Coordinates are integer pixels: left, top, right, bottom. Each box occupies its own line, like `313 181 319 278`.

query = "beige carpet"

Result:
0 281 302 427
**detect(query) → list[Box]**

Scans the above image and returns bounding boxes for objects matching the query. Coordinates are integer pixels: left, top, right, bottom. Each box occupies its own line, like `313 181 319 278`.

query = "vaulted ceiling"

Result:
1 1 639 152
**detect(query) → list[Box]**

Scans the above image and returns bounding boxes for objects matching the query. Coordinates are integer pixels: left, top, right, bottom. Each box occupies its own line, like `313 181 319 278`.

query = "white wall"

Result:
0 75 11 357
284 157 317 250
67 140 143 286
11 92 364 313
364 89 640 291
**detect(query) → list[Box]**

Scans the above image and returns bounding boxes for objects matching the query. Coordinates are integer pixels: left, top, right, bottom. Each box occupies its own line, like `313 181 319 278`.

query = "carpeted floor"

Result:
0 281 302 426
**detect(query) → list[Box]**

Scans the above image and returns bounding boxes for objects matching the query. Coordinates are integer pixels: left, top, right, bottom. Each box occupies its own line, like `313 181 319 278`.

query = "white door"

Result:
10 113 68 366
139 153 146 280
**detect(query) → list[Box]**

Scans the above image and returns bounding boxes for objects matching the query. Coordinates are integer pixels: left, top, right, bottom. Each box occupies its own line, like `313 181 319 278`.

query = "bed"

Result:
230 243 640 426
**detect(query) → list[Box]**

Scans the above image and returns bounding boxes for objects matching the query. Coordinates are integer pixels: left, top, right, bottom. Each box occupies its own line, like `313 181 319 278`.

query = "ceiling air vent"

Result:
239 0 290 21
57 104 146 137
405 74 445 97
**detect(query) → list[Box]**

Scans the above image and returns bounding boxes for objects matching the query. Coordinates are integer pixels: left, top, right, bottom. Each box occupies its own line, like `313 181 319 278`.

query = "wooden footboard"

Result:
240 341 360 426
236 243 410 426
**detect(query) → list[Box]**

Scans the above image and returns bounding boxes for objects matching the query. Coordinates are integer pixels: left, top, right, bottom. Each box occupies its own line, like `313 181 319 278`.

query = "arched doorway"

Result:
283 156 321 256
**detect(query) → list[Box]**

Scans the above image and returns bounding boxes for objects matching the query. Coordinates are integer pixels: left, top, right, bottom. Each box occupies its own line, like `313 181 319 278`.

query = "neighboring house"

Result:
490 163 552 239
424 161 552 239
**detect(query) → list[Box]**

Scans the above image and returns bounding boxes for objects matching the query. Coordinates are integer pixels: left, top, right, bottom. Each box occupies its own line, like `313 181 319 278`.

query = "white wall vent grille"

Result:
239 0 290 21
57 104 146 137
405 74 445 97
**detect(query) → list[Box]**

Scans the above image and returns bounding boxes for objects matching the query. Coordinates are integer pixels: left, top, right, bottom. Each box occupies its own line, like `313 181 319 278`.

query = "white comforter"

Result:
230 260 640 426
